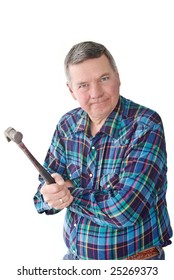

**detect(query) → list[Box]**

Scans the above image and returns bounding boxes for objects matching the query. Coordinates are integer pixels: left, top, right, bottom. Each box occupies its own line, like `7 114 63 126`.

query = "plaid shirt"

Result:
34 95 172 259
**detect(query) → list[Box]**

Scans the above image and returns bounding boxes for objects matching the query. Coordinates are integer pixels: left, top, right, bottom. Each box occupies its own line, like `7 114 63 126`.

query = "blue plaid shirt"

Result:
34 96 172 259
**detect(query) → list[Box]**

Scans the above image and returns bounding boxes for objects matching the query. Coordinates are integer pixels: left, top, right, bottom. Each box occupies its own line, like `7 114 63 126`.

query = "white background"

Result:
0 0 173 278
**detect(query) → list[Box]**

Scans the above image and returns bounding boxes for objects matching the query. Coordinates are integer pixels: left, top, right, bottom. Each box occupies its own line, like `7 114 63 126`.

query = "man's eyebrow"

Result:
76 81 88 86
98 72 110 79
100 72 110 77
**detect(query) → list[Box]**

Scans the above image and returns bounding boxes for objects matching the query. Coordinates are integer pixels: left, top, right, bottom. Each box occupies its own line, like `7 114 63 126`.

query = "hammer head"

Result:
4 127 23 144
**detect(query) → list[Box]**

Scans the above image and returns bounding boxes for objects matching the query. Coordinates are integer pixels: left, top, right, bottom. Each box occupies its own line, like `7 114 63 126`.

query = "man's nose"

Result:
90 83 103 99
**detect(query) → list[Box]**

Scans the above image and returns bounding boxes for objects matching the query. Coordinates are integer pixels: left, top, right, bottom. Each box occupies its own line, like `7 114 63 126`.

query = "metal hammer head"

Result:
4 127 23 144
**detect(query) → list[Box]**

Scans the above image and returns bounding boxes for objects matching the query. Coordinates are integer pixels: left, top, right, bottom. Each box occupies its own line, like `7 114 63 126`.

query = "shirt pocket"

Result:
66 163 81 187
100 172 120 191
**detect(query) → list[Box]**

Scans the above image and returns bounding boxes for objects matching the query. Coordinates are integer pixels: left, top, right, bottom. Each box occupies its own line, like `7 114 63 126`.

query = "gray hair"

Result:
64 41 118 82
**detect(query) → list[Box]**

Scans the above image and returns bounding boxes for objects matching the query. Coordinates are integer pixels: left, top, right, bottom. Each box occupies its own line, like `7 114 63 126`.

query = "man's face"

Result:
67 55 120 123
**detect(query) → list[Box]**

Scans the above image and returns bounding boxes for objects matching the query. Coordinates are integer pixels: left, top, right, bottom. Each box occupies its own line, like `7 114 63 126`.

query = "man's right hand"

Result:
40 173 74 210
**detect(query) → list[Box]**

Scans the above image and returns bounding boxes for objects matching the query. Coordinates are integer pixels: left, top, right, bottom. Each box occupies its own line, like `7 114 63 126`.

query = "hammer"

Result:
4 127 55 184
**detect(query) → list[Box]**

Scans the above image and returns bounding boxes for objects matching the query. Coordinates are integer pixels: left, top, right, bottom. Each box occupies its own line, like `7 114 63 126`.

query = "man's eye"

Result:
79 84 88 89
101 76 109 82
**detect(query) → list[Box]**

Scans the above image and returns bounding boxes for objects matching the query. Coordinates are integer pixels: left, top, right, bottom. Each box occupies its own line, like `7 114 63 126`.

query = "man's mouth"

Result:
91 99 108 105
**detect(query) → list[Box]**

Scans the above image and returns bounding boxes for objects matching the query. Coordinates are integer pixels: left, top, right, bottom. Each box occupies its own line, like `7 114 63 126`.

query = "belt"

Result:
126 247 159 260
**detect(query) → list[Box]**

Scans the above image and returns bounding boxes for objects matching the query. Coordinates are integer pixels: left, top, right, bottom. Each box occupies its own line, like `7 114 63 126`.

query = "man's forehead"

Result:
69 55 113 79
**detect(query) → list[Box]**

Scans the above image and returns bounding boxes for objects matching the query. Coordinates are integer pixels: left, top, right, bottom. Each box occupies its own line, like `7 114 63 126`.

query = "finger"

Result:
55 196 74 209
48 195 74 210
43 192 65 204
52 173 65 185
41 182 64 195
41 184 63 201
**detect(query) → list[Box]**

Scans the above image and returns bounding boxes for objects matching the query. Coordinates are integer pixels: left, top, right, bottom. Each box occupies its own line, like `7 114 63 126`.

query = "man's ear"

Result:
66 82 77 100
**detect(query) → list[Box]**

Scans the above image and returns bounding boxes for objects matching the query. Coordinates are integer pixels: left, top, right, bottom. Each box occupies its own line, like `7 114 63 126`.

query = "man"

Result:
34 41 173 260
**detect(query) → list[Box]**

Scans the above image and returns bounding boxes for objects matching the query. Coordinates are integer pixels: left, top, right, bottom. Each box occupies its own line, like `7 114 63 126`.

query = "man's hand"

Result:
40 173 74 209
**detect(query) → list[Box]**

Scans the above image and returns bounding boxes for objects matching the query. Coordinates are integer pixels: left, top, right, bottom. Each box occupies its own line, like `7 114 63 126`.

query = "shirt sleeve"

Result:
68 121 167 228
33 125 67 215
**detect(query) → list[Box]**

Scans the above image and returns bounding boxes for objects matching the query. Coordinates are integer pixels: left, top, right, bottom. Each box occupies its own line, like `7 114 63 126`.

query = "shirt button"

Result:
74 223 77 227
92 146 95 150
89 174 93 178
107 184 110 188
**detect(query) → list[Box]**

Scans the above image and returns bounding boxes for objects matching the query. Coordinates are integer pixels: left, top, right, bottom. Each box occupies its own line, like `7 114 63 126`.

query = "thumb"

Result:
52 173 65 185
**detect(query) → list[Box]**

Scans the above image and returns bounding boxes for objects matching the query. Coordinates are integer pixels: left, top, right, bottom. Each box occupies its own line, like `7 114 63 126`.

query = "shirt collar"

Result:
100 96 122 139
75 110 90 135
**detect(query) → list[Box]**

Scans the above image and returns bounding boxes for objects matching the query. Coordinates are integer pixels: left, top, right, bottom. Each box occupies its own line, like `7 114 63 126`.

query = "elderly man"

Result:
34 41 172 260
